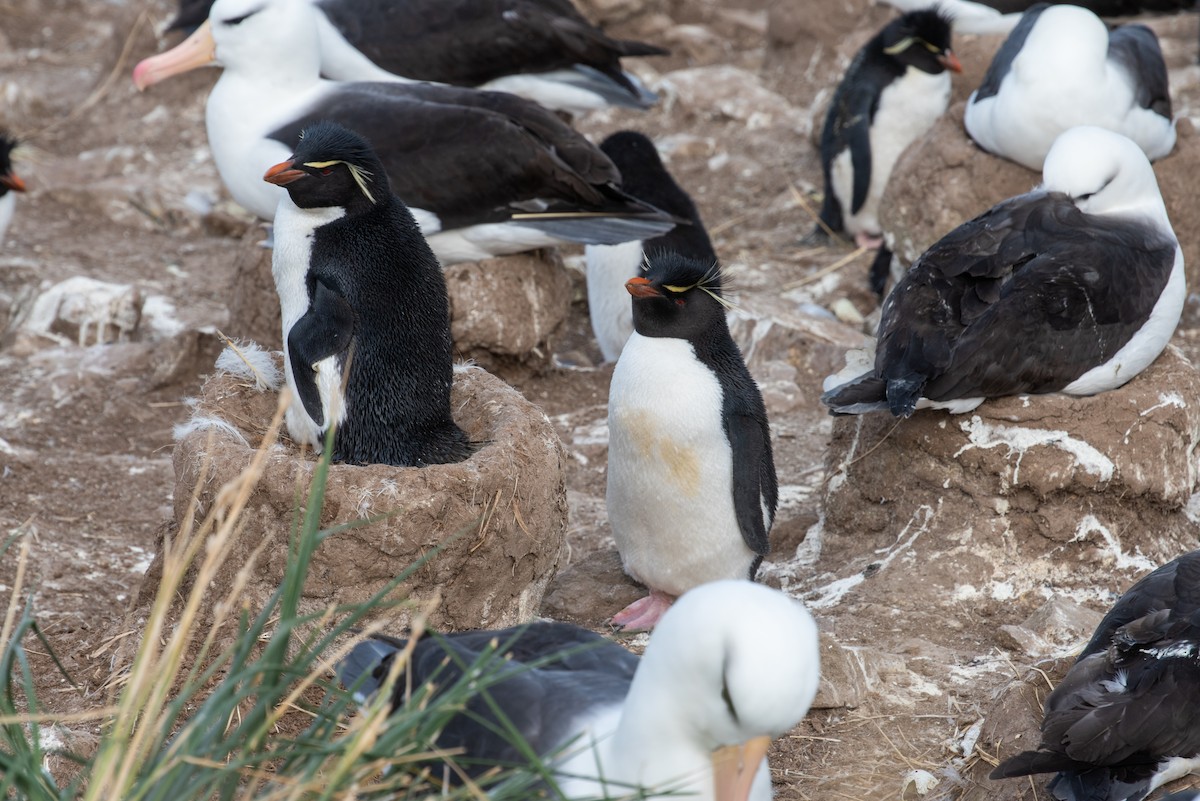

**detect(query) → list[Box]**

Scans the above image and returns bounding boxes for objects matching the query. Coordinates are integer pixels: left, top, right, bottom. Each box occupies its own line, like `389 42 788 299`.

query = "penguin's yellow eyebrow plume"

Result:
302 159 376 203
882 37 914 55
661 263 735 310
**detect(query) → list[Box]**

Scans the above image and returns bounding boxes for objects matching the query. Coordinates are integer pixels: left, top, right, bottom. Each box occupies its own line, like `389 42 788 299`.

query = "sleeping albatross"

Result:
165 0 667 114
963 3 1176 171
991 550 1200 801
336 580 820 801
132 0 677 264
822 126 1183 418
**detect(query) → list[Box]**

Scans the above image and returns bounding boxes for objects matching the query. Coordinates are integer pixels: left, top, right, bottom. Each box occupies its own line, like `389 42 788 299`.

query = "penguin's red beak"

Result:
0 173 26 192
264 160 306 186
626 276 661 298
938 51 963 73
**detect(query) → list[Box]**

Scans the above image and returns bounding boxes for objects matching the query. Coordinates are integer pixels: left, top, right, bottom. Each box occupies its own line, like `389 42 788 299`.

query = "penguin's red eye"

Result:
675 299 685 307
320 168 333 176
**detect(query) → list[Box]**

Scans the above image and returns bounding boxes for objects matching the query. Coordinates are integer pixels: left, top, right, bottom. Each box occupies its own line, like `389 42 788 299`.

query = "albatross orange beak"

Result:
712 736 771 801
938 50 963 73
264 160 306 186
626 276 660 298
133 20 217 91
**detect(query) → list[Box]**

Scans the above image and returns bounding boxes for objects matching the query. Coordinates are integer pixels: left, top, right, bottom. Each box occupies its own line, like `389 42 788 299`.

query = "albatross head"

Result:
1042 126 1171 228
611 580 820 801
134 0 320 90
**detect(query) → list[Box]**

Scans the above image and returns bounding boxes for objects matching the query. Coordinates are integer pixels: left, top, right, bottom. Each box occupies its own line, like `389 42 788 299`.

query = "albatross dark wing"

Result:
269 81 677 238
872 190 1176 415
1108 24 1172 118
316 0 666 95
338 623 638 780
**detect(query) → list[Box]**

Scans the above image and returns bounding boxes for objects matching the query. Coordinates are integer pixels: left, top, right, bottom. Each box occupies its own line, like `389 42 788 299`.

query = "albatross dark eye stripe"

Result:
721 677 740 724
222 7 262 26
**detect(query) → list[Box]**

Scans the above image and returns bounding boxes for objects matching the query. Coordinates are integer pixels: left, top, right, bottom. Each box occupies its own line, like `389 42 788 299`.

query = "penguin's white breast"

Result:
584 240 643 362
0 192 15 243
843 67 949 235
271 197 347 445
606 334 753 593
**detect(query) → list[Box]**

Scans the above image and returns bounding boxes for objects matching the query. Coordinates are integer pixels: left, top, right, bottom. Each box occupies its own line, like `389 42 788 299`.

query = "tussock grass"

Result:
0 397 561 801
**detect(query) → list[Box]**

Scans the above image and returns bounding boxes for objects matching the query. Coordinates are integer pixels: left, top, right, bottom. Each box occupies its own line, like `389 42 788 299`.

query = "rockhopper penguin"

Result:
0 133 26 243
817 8 961 293
606 253 777 630
264 120 472 466
584 130 716 362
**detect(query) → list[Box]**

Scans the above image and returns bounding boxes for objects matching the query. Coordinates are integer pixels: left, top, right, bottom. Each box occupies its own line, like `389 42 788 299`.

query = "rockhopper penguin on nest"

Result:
264 120 473 466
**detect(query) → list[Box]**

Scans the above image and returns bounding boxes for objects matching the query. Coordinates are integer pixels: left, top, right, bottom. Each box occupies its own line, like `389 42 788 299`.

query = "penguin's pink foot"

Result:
854 231 884 250
611 590 676 631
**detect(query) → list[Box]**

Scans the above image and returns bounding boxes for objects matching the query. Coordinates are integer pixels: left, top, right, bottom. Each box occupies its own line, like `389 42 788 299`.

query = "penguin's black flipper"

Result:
727 413 773 564
846 115 873 215
820 76 876 220
287 278 356 428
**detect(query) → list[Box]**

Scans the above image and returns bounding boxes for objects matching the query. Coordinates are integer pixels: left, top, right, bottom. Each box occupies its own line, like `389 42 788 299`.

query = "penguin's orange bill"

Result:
938 51 963 73
0 173 26 192
711 736 771 801
132 20 217 91
625 276 660 298
264 160 306 186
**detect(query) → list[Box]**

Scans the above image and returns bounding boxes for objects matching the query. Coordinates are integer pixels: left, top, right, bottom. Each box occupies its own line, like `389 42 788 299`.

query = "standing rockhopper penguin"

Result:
264 120 473 466
584 130 716 362
606 252 777 630
0 133 26 244
818 9 960 291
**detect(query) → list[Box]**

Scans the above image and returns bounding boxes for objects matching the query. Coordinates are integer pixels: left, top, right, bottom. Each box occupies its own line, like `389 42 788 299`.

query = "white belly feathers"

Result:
607 334 755 594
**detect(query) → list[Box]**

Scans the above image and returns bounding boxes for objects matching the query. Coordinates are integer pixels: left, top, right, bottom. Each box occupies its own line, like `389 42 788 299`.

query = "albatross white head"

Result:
1042 126 1171 230
133 0 322 90
572 580 820 801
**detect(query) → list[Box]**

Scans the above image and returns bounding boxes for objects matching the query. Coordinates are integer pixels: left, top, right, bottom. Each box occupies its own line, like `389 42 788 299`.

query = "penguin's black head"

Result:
263 121 390 214
600 131 670 188
0 133 25 199
879 9 961 75
627 251 729 341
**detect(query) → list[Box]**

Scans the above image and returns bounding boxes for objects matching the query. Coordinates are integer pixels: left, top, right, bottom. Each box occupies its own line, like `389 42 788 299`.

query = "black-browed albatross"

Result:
337 580 820 801
963 3 1176 172
822 125 1184 418
133 0 678 264
165 0 667 114
991 549 1200 801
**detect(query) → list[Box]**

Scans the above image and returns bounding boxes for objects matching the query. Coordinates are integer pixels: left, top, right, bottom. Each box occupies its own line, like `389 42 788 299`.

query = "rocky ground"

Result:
3 0 1200 799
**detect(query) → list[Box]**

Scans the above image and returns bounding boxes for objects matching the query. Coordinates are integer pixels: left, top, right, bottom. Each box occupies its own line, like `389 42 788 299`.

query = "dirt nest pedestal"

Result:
131 363 569 639
815 347 1200 621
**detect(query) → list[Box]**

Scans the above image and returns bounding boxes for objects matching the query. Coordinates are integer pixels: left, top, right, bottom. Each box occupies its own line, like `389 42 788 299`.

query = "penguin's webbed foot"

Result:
854 231 884 250
610 590 675 631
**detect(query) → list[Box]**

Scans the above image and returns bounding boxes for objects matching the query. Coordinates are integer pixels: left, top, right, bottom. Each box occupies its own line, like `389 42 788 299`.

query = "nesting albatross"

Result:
165 0 667 114
132 0 678 264
963 3 1176 171
991 549 1200 801
822 126 1184 418
337 580 820 801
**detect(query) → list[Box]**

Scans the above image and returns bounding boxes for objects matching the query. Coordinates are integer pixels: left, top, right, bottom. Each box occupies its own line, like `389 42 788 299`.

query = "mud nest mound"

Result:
130 361 569 640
